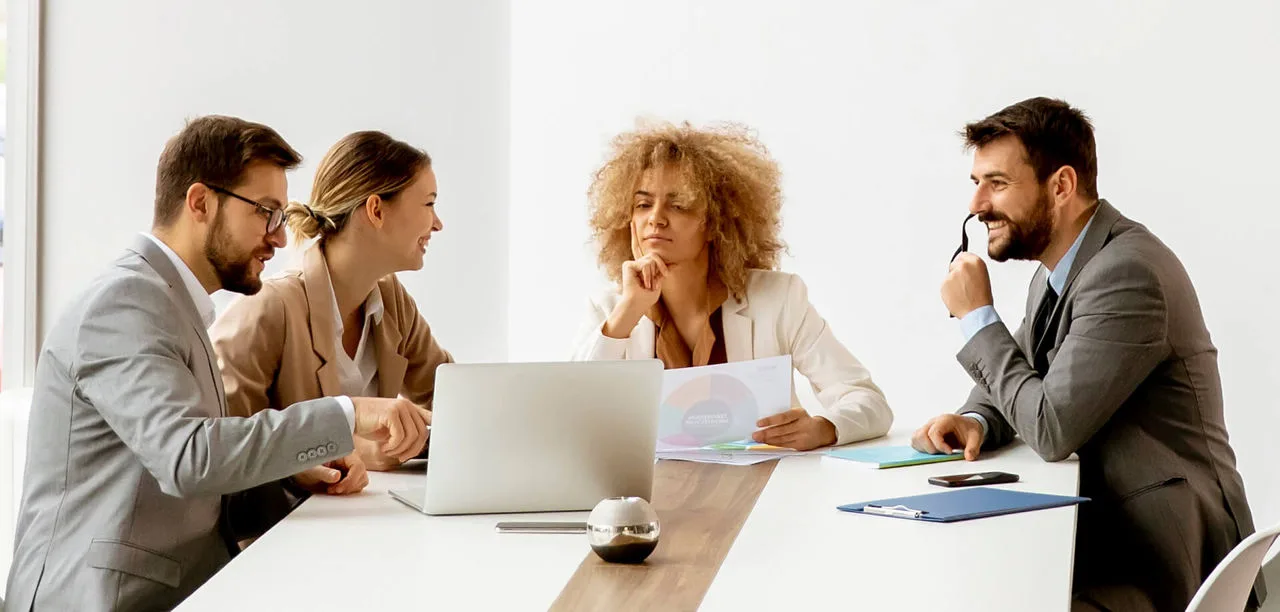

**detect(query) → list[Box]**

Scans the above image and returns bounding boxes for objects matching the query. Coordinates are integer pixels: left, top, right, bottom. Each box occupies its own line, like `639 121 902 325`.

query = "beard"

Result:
204 213 264 295
983 186 1054 262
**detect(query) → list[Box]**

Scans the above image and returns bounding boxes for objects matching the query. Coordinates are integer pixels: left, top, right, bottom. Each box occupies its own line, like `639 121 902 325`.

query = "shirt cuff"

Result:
962 412 989 438
959 305 1001 342
334 396 356 432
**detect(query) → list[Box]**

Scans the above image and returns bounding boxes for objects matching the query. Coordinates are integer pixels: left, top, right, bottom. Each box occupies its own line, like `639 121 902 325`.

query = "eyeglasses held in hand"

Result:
951 213 976 264
947 213 977 319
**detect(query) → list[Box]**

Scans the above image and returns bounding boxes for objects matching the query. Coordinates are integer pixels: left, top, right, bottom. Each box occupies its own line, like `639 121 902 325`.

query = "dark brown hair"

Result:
153 115 302 227
284 131 431 241
963 97 1098 200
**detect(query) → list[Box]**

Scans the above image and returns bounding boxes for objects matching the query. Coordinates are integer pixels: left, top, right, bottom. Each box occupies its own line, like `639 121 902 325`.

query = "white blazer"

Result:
571 269 892 446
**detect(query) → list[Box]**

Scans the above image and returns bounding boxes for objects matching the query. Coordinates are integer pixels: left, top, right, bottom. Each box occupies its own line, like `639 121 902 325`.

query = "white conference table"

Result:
178 433 1079 611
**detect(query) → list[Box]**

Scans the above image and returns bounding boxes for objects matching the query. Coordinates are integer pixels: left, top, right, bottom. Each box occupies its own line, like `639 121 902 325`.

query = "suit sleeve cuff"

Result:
334 395 356 432
959 305 1001 342
588 326 630 360
962 412 990 439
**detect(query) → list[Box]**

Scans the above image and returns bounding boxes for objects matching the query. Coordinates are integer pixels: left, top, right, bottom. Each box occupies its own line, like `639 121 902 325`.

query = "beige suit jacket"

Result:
210 245 453 471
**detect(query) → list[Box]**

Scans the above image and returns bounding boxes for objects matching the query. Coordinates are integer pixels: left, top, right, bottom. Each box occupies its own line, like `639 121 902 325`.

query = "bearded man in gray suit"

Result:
5 116 431 611
912 97 1264 612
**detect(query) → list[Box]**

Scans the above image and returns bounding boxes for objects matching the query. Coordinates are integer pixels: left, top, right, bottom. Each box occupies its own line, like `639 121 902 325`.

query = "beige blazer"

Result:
572 269 892 446
210 245 453 469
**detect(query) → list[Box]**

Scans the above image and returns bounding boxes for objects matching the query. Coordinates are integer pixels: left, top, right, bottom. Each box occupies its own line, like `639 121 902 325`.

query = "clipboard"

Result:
838 487 1088 523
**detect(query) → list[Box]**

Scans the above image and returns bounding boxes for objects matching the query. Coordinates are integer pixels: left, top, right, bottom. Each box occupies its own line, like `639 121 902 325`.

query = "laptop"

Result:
388 359 664 515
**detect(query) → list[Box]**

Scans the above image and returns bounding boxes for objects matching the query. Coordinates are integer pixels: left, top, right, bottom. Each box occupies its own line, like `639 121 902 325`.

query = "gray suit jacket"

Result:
4 236 355 611
959 200 1264 611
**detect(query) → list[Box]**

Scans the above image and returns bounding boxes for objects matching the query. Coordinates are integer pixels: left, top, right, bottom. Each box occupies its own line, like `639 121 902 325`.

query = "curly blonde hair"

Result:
588 121 785 298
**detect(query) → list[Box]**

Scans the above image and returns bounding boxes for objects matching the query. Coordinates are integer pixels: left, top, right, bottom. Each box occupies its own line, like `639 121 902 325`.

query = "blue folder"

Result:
838 487 1088 523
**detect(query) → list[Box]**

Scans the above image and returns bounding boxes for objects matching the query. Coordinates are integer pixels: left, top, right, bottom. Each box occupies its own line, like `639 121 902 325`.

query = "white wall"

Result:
18 0 1280 578
39 0 510 362
508 0 1280 528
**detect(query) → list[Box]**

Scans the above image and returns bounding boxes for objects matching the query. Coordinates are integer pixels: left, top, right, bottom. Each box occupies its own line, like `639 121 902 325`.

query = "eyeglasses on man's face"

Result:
206 184 285 234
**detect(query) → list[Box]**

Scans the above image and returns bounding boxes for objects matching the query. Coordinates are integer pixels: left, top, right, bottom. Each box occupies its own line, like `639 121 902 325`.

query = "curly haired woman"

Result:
572 121 892 450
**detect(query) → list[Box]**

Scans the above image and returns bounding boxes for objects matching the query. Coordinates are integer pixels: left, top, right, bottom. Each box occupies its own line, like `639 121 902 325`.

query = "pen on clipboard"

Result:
862 504 924 519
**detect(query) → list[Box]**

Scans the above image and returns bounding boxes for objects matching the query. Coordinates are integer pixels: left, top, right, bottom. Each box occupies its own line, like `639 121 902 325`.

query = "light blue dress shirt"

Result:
961 211 1096 437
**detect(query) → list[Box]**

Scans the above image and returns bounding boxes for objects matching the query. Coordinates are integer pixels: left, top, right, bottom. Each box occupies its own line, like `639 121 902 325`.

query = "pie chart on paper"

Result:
659 373 760 447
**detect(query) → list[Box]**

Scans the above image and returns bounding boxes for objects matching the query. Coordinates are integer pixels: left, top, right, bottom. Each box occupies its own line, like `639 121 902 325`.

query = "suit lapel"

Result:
302 246 343 396
1026 267 1051 353
374 284 407 398
127 235 228 416
1029 200 1123 359
630 288 752 362
721 294 754 362
1059 199 1122 299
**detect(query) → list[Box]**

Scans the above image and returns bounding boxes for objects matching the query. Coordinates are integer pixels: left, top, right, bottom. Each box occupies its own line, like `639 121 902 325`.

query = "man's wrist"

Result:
959 306 1001 342
335 395 357 432
962 412 990 438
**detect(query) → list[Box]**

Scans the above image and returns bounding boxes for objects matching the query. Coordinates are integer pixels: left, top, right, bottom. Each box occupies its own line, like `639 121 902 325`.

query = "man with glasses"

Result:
5 115 431 611
911 97 1264 611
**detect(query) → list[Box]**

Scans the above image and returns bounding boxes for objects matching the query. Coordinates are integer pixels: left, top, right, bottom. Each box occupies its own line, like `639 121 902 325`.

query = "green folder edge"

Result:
826 449 966 469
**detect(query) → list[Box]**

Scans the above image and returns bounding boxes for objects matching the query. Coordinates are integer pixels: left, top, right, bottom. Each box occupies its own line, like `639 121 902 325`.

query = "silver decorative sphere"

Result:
586 496 660 564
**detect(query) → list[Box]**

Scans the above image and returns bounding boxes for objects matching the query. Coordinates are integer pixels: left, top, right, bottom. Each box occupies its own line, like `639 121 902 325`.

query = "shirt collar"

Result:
329 282 384 331
1046 210 1097 295
142 233 216 328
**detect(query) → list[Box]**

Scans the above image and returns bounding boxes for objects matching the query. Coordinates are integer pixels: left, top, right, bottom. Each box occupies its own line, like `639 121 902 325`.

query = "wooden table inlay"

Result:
550 459 778 611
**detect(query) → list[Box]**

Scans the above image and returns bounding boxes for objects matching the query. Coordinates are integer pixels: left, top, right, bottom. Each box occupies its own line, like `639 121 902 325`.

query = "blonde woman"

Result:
572 122 891 450
212 131 452 497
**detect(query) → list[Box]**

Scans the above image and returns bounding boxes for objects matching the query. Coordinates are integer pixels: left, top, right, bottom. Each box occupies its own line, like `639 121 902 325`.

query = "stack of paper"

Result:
656 440 811 466
656 450 790 466
652 356 801 465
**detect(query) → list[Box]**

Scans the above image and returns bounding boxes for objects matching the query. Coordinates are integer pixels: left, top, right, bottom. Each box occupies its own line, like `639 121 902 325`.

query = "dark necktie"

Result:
1032 284 1059 372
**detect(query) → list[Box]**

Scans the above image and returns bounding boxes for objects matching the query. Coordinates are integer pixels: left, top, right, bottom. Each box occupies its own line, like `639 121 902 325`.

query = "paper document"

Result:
656 436 819 465
656 451 787 466
656 355 793 451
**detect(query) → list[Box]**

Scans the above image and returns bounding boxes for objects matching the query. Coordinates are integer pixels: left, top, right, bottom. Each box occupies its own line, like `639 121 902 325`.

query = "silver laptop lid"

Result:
421 360 663 515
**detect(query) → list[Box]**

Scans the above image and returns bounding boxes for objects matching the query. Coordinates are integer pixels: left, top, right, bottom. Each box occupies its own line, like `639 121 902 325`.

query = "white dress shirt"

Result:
330 284 384 398
143 233 217 328
142 233 356 431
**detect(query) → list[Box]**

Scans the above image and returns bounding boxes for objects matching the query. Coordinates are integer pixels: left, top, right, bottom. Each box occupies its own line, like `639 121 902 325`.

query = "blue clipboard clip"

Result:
862 504 925 519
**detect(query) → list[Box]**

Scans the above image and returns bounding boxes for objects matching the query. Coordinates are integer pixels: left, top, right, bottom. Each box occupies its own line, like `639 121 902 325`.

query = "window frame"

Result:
3 0 43 391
